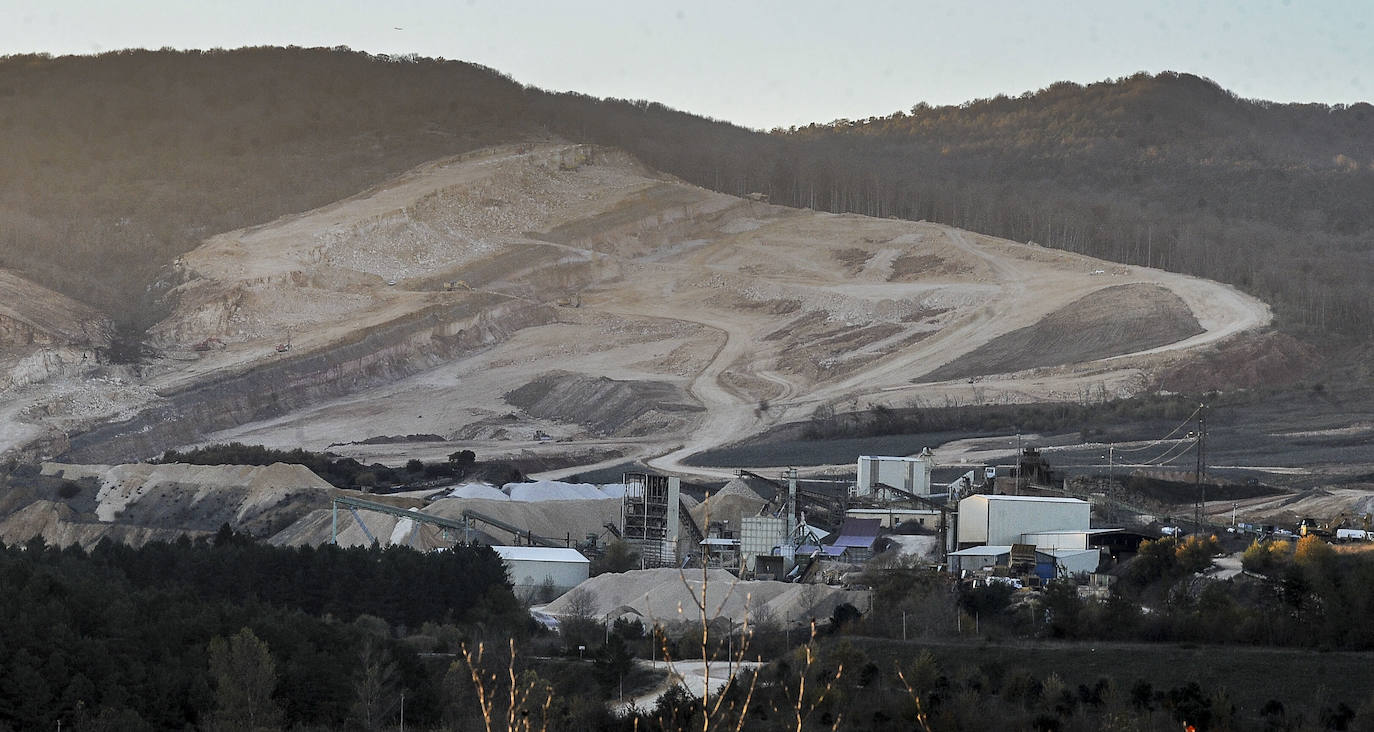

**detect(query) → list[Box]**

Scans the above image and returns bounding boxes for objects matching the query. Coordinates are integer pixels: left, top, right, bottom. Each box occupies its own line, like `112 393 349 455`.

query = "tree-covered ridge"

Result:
0 533 523 729
0 47 538 321
2 49 1370 352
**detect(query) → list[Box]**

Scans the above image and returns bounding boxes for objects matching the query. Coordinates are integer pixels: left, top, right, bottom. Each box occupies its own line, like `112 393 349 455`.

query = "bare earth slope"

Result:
923 284 1204 381
0 143 1270 477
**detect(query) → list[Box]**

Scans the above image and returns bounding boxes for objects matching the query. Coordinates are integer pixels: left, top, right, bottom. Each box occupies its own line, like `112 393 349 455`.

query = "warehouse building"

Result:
956 495 1090 548
947 545 1102 577
491 546 590 598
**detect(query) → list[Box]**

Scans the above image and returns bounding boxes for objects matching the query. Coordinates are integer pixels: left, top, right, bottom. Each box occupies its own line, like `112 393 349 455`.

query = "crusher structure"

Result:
621 472 682 567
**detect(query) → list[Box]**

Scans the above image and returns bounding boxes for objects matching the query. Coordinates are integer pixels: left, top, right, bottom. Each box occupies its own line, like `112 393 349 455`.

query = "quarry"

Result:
1 137 1370 728
0 142 1269 475
0 140 1354 612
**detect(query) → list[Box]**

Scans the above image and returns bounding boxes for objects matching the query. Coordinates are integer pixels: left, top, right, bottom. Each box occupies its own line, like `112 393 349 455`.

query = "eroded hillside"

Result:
0 143 1269 475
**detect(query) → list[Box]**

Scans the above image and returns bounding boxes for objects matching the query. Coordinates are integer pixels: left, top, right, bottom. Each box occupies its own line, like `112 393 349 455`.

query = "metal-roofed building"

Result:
1019 528 1120 550
827 517 882 561
491 546 589 597
956 494 1090 548
947 545 1102 577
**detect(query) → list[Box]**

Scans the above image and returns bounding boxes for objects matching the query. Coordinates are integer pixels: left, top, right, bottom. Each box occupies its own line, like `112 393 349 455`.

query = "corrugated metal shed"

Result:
491 546 589 564
492 546 589 598
956 494 1091 547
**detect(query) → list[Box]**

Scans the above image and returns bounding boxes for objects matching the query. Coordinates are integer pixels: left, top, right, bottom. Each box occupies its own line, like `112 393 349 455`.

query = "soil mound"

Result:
924 284 1203 381
689 477 771 532
504 371 703 437
20 461 335 546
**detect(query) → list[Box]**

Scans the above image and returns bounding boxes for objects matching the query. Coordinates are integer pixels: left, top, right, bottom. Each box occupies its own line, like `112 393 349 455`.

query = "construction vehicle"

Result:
275 332 292 353
193 337 226 352
1301 512 1373 539
444 280 470 292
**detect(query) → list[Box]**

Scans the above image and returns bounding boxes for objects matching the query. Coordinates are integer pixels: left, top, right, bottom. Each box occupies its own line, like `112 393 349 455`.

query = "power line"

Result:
1113 405 1203 454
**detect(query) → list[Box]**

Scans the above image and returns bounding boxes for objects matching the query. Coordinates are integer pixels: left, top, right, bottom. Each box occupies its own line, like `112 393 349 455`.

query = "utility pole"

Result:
1014 432 1022 495
1194 404 1207 532
1108 444 1115 485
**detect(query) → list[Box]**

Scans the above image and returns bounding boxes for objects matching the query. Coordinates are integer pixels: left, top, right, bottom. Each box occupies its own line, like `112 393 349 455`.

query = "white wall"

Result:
986 500 1089 546
957 495 990 545
505 559 588 596
1049 549 1101 576
857 454 933 496
1021 531 1089 550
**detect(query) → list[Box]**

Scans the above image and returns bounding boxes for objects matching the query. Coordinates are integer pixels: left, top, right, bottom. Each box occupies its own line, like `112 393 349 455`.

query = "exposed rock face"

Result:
0 462 337 548
64 297 555 462
0 270 112 348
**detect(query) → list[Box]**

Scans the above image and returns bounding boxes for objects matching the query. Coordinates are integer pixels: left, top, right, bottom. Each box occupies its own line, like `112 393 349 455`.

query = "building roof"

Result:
971 495 1088 504
1022 528 1120 536
490 546 589 564
1041 548 1101 558
798 545 848 557
949 545 1014 557
858 454 929 463
828 518 881 548
847 508 940 516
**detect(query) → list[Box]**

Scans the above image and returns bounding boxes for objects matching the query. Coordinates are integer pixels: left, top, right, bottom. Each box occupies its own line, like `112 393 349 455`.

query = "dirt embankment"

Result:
0 462 336 548
64 297 554 462
504 371 704 437
0 269 112 348
923 284 1203 381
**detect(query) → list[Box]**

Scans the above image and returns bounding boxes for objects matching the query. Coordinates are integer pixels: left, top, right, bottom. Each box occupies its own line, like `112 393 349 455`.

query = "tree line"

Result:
0 530 526 730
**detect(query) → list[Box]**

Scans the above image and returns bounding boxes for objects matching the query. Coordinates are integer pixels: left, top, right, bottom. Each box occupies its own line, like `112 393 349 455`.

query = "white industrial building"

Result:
846 507 942 530
956 495 1090 548
856 450 935 497
947 545 1101 577
491 546 589 597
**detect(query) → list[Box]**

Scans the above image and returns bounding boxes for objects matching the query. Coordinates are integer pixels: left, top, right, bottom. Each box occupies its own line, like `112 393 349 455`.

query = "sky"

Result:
4 0 1372 130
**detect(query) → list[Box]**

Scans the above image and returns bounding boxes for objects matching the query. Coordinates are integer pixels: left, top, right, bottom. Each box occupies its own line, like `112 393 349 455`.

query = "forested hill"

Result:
2 49 1370 351
763 73 1374 340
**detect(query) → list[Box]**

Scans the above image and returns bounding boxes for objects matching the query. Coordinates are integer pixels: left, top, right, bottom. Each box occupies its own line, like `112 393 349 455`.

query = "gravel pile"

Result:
545 567 863 629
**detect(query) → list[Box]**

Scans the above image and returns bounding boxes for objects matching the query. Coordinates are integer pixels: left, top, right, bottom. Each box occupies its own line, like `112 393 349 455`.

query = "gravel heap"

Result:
544 567 863 629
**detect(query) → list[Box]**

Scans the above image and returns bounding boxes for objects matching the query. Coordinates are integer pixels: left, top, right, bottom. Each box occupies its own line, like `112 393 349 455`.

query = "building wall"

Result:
505 559 588 597
957 496 990 545
949 551 1006 574
1020 531 1090 550
985 500 1089 546
857 455 933 496
1049 549 1101 576
740 516 785 572
846 508 941 530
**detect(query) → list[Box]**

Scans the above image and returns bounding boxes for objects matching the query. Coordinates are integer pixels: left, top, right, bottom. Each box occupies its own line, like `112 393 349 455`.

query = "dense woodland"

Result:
0 532 525 730
9 529 1374 729
2 48 1371 361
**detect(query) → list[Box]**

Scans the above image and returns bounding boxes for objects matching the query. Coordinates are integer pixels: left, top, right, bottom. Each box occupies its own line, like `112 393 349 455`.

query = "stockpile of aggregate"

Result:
544 568 863 629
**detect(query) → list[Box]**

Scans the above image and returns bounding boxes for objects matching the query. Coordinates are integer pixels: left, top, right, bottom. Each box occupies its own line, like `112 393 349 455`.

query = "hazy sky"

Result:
5 0 1372 130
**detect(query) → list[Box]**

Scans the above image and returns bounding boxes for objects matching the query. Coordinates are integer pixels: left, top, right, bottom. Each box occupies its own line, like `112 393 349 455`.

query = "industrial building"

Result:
621 473 681 567
851 450 939 497
956 494 1091 548
846 506 942 530
855 450 936 497
946 545 1101 577
490 546 590 597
